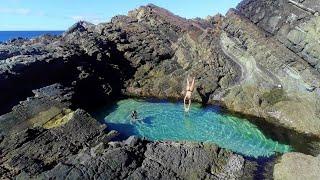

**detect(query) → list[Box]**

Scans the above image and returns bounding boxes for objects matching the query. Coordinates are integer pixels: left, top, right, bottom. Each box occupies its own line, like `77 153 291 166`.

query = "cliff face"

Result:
1 1 320 179
224 0 320 136
112 3 320 137
238 0 320 71
222 9 320 136
102 5 240 102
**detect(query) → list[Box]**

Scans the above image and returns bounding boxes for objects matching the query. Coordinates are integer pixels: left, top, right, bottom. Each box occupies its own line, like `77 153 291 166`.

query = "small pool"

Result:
99 98 292 158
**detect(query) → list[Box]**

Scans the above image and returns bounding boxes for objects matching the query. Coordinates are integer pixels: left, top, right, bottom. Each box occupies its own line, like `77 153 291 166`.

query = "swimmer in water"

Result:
130 110 138 120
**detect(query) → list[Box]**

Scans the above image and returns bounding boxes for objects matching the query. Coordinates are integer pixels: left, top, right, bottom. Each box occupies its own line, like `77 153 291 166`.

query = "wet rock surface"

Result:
1 0 320 179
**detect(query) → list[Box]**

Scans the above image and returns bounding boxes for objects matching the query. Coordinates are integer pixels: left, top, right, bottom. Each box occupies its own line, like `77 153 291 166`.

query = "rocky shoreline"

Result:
0 84 271 179
1 0 320 179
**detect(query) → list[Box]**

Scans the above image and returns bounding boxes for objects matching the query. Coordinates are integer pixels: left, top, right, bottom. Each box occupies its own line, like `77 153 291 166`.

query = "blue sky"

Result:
0 0 241 30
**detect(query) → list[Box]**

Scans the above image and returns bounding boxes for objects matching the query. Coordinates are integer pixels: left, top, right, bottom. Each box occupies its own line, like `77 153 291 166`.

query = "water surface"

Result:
100 98 292 158
0 31 64 42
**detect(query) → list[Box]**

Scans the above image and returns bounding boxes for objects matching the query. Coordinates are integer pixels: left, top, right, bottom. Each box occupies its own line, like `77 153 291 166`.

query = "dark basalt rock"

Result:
18 139 258 179
1 0 320 179
0 83 73 136
64 21 95 35
0 85 261 179
0 27 135 114
0 109 117 178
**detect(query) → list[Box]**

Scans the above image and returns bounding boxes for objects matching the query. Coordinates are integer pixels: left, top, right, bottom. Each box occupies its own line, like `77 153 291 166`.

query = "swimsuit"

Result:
185 89 193 102
186 88 193 95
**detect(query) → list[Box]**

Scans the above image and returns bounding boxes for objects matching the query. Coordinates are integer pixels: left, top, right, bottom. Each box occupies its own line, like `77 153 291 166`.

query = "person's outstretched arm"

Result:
191 77 195 91
186 76 190 90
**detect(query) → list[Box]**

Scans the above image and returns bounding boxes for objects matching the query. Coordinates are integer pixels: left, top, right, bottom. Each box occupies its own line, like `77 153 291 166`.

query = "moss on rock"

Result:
262 88 288 105
43 109 74 129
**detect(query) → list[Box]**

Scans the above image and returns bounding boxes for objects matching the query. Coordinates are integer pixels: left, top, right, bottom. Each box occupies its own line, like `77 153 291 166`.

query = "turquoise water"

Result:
102 99 292 158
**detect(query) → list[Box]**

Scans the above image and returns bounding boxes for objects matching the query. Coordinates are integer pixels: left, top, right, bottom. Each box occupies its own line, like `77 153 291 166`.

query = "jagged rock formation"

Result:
0 85 260 179
1 0 320 179
101 6 240 103
33 141 249 179
237 0 320 71
222 8 320 137
0 84 73 135
0 25 134 115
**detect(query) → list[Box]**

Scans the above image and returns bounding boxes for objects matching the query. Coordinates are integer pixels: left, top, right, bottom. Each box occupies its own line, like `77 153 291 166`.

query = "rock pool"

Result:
99 98 292 158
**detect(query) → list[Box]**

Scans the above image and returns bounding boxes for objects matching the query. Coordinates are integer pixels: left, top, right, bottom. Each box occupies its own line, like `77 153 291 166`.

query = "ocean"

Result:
0 31 64 42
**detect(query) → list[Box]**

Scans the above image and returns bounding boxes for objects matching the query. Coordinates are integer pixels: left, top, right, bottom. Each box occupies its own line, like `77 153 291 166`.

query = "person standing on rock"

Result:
184 75 196 112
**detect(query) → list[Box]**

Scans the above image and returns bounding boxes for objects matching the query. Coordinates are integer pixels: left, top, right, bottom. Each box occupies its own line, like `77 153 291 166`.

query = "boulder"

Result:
274 152 320 180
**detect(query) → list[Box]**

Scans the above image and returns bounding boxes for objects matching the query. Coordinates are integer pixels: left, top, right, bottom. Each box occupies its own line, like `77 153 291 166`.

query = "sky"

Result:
0 0 241 31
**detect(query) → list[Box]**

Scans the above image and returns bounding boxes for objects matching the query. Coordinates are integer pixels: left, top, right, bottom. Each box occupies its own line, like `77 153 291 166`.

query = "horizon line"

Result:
0 30 65 31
